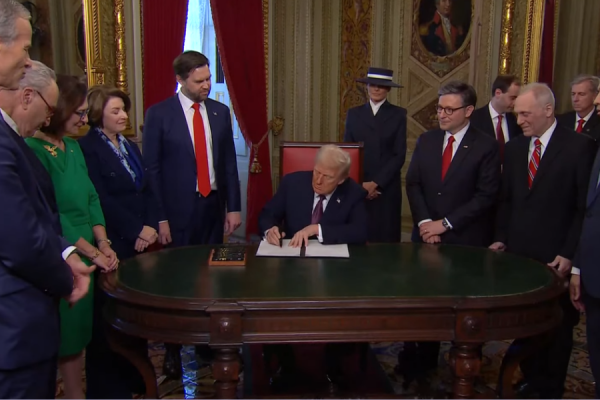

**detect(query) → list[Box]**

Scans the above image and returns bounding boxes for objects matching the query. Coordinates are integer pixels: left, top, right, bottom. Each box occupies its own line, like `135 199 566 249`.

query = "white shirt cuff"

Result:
62 246 77 260
571 267 580 275
317 224 323 243
418 219 432 227
444 218 453 230
159 220 168 224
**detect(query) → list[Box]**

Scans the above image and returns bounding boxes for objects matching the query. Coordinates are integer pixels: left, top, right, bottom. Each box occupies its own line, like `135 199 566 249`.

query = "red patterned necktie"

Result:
192 103 211 197
496 115 505 161
528 139 542 189
311 194 326 224
576 119 585 133
441 135 455 180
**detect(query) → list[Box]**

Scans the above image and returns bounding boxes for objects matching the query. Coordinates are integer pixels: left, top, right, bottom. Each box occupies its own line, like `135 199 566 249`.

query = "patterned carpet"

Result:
56 316 596 398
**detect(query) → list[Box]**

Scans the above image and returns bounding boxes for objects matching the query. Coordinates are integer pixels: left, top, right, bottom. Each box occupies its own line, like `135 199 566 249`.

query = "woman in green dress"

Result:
25 75 118 399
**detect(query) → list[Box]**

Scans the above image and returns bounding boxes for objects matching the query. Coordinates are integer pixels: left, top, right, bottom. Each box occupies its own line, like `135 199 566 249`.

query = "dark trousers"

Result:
166 192 223 365
86 272 146 398
513 291 579 398
583 283 600 399
170 192 223 248
0 357 56 399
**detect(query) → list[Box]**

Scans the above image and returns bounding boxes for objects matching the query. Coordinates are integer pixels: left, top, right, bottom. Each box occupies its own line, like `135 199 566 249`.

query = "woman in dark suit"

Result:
79 85 158 398
343 67 407 243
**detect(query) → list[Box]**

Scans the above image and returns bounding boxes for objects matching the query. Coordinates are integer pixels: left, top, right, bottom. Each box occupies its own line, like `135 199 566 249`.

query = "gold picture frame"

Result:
498 0 551 84
80 0 130 135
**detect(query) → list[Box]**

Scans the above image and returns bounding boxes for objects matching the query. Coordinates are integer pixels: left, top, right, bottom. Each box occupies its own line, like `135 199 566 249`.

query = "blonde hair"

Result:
315 144 352 178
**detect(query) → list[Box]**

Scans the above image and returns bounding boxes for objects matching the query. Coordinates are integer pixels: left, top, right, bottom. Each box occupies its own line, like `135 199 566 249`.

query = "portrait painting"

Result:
417 0 472 58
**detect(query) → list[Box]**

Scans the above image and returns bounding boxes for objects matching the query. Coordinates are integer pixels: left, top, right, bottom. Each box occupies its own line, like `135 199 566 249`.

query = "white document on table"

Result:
256 239 300 257
304 240 349 258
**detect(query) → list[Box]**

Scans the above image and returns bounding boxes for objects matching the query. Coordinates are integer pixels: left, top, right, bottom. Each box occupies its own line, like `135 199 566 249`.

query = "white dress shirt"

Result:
575 109 595 131
178 91 217 191
370 99 386 116
264 190 335 243
417 123 471 229
0 108 77 260
528 119 557 161
488 103 510 143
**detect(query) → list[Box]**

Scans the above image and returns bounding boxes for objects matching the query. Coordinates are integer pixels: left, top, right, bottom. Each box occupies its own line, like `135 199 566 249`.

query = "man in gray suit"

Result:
570 80 600 399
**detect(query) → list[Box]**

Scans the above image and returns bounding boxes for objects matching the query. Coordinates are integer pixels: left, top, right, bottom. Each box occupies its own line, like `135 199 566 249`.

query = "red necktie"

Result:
311 195 326 224
576 119 585 133
441 135 455 180
528 139 541 189
192 103 211 197
496 115 505 161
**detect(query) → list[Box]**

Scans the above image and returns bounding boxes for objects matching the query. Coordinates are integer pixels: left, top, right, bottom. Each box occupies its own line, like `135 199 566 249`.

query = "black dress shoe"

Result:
513 380 540 399
163 344 182 380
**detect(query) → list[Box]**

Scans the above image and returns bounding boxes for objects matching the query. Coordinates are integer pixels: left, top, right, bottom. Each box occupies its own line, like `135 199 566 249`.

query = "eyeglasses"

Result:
435 105 467 115
73 109 88 121
36 90 55 117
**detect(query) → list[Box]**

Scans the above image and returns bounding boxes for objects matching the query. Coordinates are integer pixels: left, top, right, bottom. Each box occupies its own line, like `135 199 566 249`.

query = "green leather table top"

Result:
115 244 555 300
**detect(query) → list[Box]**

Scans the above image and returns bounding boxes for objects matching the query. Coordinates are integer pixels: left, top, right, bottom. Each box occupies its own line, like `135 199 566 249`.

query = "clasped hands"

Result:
363 181 380 200
419 220 447 244
135 225 159 252
266 224 319 248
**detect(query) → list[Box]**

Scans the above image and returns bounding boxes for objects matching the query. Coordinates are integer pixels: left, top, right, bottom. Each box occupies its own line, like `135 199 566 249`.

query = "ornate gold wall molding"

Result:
114 0 128 95
520 0 544 84
338 0 373 140
498 0 515 75
82 0 122 90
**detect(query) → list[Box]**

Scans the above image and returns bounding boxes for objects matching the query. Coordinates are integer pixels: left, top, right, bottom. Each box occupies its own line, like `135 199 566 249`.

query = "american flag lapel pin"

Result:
213 111 218 115
336 198 341 203
463 145 469 148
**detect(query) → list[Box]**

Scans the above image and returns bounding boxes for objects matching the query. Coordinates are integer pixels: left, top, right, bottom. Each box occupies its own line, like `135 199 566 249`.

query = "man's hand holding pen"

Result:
266 226 286 247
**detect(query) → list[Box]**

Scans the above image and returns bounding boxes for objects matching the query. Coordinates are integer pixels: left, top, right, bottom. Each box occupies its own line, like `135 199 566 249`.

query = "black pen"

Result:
278 224 283 247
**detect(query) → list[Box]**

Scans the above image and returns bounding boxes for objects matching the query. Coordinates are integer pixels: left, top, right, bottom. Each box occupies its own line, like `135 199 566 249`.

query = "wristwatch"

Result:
442 218 451 230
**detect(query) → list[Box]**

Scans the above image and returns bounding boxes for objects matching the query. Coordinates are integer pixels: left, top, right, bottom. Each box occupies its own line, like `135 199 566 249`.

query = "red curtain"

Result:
210 0 272 239
538 0 555 87
142 0 189 114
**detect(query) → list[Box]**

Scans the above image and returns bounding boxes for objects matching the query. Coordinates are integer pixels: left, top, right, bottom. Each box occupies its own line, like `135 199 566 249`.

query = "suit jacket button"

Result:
437 192 441 196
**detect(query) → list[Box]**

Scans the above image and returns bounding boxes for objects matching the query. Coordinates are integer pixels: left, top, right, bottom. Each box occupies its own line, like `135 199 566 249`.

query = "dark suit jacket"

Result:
79 129 160 259
574 147 600 298
343 100 407 242
143 96 241 230
0 114 73 370
496 124 596 264
470 105 522 141
258 171 368 244
406 125 501 246
556 110 600 142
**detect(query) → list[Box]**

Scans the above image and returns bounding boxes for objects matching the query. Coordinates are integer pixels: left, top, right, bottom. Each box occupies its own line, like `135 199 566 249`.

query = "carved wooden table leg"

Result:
212 347 240 399
106 327 158 399
450 342 482 399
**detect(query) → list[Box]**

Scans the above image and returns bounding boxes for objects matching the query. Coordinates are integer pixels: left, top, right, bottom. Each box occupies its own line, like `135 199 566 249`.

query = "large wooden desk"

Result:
100 243 564 399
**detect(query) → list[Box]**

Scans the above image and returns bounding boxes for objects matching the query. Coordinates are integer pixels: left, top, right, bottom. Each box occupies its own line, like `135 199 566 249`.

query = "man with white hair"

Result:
0 3 92 397
258 144 367 387
557 74 600 141
260 144 367 246
491 83 595 398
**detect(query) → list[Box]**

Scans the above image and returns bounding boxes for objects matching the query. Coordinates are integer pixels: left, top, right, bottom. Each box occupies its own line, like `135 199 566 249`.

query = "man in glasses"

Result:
0 2 92 397
0 60 58 137
401 81 500 385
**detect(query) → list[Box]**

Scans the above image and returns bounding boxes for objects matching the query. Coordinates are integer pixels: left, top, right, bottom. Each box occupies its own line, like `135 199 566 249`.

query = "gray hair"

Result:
315 144 352 178
19 60 56 92
520 83 556 110
570 74 600 94
0 0 31 44
438 81 477 107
